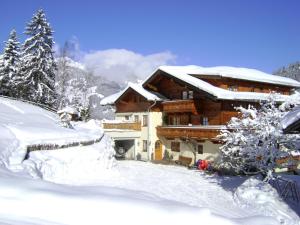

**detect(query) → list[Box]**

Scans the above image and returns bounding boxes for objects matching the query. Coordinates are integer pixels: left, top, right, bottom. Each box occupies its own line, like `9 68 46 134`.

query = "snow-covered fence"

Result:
269 177 300 203
25 134 104 159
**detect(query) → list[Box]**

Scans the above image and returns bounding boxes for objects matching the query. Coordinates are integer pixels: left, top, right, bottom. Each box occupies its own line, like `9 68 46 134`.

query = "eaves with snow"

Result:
100 65 300 105
282 106 300 133
100 82 166 105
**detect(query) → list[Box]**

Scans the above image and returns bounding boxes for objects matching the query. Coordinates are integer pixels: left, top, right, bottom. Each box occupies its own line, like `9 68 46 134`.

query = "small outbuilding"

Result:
57 106 80 122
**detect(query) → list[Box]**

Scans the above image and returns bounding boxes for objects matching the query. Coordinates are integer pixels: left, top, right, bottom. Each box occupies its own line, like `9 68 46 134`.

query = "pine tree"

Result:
20 9 57 107
0 30 21 97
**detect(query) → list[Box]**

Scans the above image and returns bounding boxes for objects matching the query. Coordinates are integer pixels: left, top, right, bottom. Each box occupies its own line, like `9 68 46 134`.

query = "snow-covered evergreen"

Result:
0 30 21 97
20 9 57 107
218 94 300 178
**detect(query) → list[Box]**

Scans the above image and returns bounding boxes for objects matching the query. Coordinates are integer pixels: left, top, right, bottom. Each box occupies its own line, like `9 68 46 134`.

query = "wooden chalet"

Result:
101 65 300 164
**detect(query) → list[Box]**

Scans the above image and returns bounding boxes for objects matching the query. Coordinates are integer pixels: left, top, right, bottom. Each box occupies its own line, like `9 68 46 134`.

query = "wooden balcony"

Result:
103 122 141 131
156 125 223 140
162 100 199 113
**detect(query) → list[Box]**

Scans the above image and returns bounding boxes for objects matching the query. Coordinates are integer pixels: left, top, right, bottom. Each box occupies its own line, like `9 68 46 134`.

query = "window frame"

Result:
171 141 180 152
228 85 238 91
142 115 148 126
203 117 209 126
197 145 203 154
134 115 139 122
188 90 193 99
143 140 148 152
182 91 188 100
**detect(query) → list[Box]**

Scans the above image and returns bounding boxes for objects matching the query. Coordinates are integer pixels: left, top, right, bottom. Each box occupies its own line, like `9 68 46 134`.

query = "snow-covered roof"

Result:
281 106 300 130
100 82 165 105
57 106 79 115
158 65 300 88
142 65 294 102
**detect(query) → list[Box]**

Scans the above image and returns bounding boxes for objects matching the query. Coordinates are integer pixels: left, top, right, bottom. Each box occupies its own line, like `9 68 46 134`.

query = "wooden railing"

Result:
162 100 199 113
156 125 222 139
103 122 142 131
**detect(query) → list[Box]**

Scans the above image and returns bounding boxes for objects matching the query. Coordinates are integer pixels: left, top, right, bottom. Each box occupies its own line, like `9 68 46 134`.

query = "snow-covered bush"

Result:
218 94 300 178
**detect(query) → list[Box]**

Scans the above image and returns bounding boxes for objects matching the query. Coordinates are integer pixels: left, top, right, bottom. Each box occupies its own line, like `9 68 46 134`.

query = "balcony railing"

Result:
162 100 199 113
103 121 142 131
156 125 224 139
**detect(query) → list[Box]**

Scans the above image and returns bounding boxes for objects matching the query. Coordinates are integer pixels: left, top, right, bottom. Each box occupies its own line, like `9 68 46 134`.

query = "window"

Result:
172 116 180 125
182 91 188 100
197 145 203 154
228 85 238 91
125 115 130 120
143 115 148 126
182 90 193 99
188 91 193 99
143 140 148 152
171 142 180 152
203 117 209 125
134 115 139 122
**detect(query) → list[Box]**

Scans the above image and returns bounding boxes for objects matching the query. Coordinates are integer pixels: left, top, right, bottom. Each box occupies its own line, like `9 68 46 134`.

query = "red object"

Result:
199 160 208 170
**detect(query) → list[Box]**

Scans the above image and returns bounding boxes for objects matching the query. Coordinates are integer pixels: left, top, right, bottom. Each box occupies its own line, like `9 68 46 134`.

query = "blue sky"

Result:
1 0 300 73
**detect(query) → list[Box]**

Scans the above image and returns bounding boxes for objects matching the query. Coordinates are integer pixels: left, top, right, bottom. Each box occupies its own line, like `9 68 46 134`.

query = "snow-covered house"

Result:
101 65 300 164
57 106 80 121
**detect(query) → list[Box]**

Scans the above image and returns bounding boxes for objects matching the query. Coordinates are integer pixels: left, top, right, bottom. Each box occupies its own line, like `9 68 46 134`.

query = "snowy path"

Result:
106 162 246 218
37 160 299 224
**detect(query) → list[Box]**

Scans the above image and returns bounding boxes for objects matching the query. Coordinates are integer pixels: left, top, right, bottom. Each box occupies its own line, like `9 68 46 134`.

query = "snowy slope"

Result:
0 97 102 169
0 160 298 225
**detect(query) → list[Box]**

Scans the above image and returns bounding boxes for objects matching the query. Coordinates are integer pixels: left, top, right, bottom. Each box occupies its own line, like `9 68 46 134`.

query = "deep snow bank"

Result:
24 135 116 181
234 177 299 225
0 166 239 225
0 97 106 170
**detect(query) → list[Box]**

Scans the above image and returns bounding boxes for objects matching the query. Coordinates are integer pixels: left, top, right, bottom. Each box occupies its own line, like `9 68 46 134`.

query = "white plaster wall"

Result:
113 112 162 161
161 137 221 164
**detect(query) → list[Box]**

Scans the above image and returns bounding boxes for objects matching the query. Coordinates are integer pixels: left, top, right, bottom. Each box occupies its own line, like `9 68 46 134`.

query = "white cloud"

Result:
82 49 176 84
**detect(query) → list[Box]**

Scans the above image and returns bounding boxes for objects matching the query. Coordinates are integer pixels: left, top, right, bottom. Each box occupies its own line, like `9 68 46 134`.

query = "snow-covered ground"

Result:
0 97 299 225
0 97 102 169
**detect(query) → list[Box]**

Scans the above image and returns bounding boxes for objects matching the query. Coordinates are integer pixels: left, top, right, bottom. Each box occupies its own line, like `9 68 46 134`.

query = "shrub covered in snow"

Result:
218 94 300 178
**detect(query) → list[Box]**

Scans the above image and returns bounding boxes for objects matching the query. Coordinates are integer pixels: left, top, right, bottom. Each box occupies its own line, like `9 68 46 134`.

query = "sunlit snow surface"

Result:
0 97 299 225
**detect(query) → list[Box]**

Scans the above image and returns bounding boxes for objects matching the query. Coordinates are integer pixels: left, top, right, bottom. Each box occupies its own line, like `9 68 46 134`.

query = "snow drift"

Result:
0 97 114 172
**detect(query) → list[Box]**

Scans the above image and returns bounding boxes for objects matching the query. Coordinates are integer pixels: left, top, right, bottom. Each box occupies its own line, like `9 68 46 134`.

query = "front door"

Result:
154 140 163 160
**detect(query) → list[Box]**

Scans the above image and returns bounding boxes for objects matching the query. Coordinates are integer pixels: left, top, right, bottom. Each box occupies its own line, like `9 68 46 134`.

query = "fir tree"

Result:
0 30 21 97
20 9 57 107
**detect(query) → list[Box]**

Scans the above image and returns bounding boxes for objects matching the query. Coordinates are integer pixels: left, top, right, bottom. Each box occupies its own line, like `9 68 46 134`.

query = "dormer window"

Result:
182 90 193 99
228 85 238 91
182 91 188 99
203 117 209 125
188 91 193 99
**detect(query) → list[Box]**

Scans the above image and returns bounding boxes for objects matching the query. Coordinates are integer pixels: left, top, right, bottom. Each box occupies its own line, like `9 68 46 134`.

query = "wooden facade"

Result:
103 122 141 131
115 87 161 113
192 75 291 95
156 126 221 139
113 69 295 140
